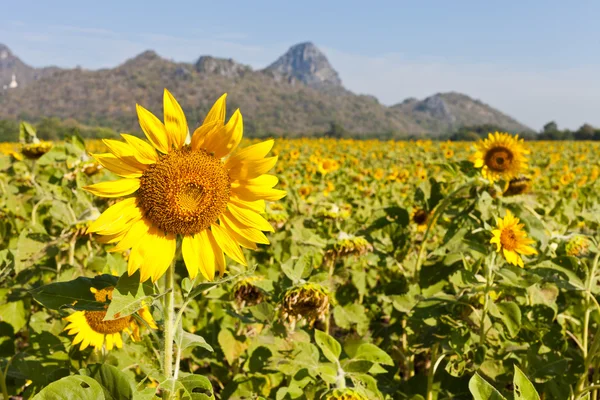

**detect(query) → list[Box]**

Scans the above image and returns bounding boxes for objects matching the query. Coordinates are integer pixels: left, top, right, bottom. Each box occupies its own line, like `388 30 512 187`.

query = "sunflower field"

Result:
1 91 600 400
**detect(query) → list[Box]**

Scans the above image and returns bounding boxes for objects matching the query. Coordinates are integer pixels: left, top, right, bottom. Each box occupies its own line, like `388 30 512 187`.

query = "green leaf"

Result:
132 387 159 400
469 373 507 400
188 272 243 300
175 328 214 353
30 274 118 311
0 300 26 332
104 271 156 320
178 374 215 400
248 302 274 322
32 375 106 400
333 304 369 335
488 302 521 338
314 329 341 363
352 343 393 366
513 366 540 400
281 253 312 283
82 364 134 400
218 328 247 365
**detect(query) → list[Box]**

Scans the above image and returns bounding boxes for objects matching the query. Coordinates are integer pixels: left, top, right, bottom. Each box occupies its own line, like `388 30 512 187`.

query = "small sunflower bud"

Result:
566 235 590 257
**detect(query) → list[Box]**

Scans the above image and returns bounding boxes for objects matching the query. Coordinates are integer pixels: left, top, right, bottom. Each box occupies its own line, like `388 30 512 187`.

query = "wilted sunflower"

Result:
321 389 368 400
503 177 530 196
490 210 537 267
473 132 529 183
64 287 156 351
85 90 285 282
281 283 330 329
21 141 53 159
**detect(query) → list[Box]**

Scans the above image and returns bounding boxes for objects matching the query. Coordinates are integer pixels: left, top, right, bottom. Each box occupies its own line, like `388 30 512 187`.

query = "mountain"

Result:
0 44 59 90
263 42 343 90
0 42 532 137
390 92 530 134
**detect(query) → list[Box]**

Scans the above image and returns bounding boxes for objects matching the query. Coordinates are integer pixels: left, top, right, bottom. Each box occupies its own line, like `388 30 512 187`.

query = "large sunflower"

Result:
84 90 286 282
473 132 529 183
490 210 537 267
64 287 157 351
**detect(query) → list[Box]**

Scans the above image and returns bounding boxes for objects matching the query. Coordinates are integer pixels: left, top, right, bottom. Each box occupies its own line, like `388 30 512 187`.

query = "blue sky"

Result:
3 0 600 130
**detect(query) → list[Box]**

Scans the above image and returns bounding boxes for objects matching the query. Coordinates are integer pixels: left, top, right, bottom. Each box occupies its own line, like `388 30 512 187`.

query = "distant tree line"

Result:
1 118 598 142
444 122 600 141
0 118 118 142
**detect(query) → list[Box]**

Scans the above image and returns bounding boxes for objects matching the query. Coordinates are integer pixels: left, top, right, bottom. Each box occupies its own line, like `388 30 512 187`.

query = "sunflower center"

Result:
137 146 230 236
413 209 428 225
485 147 514 172
500 228 518 251
84 310 132 334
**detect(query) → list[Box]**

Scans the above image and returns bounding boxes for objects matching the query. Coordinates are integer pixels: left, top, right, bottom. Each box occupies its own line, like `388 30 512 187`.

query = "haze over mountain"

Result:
0 41 532 137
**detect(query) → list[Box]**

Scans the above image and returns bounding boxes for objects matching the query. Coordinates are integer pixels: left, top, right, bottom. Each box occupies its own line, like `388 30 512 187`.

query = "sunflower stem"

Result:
575 253 600 397
162 261 176 399
0 366 9 400
415 180 473 283
479 252 496 347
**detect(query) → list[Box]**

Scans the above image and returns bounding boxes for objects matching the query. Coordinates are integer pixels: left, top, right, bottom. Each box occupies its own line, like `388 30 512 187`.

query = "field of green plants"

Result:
1 91 600 400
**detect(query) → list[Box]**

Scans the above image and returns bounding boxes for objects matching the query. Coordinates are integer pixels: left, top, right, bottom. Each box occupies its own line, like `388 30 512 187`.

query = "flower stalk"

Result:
162 261 176 399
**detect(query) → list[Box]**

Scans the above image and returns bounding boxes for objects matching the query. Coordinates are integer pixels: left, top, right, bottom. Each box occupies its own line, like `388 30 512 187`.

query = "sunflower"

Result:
490 210 537 267
64 287 157 351
84 90 285 282
411 208 430 231
473 132 529 183
317 158 340 175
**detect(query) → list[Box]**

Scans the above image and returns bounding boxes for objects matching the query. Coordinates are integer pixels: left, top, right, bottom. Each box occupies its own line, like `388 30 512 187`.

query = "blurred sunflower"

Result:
473 132 529 183
64 287 156 351
490 210 537 267
84 90 285 282
322 389 367 400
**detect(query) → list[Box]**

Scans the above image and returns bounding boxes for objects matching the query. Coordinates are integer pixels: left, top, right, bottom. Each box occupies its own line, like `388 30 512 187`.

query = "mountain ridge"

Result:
0 42 533 137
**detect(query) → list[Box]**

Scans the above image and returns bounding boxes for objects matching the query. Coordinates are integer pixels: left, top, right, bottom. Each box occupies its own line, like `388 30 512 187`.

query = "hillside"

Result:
0 42 532 137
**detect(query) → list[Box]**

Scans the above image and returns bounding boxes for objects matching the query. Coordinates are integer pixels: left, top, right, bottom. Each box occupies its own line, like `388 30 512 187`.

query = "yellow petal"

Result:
203 93 227 126
84 179 140 198
221 212 270 245
121 134 159 164
228 156 278 181
136 104 169 153
109 218 151 253
211 223 247 266
102 139 148 171
227 203 274 232
87 198 137 233
203 109 243 158
163 89 187 150
182 232 216 281
231 186 287 202
225 139 274 168
132 226 176 282
221 222 257 250
95 204 143 236
244 174 279 188
92 153 144 178
229 197 266 213
191 121 221 152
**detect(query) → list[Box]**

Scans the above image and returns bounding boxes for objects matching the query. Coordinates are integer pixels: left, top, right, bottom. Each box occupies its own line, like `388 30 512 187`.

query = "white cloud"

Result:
324 47 600 130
